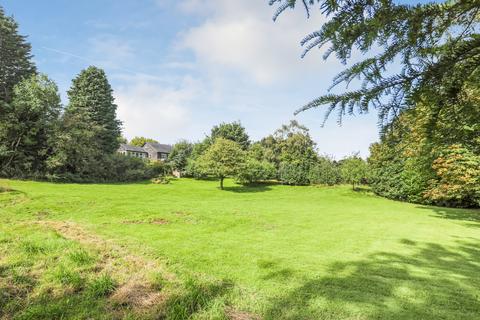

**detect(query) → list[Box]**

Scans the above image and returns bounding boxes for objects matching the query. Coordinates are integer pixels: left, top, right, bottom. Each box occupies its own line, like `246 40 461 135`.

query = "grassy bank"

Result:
1 178 479 319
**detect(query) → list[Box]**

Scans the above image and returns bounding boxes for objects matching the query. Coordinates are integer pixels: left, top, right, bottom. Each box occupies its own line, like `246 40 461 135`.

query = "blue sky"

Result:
1 0 410 159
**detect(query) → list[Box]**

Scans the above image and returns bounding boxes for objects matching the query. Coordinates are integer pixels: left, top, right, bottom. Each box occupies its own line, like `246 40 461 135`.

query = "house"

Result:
118 144 149 159
118 142 172 161
143 142 172 161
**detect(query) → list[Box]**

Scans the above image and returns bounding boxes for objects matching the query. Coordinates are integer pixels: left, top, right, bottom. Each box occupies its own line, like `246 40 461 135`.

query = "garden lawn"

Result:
1 178 479 319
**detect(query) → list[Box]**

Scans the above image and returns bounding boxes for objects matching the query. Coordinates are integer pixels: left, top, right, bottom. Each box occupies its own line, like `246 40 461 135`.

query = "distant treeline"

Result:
0 7 163 182
1 5 478 208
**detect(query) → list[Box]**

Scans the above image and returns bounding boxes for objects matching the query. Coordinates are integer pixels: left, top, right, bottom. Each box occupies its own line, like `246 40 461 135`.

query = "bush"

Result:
168 140 193 173
236 158 276 185
152 175 172 184
424 145 480 207
46 154 168 183
279 161 310 185
184 159 208 179
308 157 341 185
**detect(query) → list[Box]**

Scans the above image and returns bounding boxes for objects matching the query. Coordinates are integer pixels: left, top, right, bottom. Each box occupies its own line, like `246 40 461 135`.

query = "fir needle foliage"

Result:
269 0 480 126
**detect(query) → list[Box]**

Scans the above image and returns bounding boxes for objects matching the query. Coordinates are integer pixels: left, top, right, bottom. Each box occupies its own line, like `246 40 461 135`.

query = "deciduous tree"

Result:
0 75 60 177
341 155 368 190
196 138 245 189
129 136 158 147
210 121 250 150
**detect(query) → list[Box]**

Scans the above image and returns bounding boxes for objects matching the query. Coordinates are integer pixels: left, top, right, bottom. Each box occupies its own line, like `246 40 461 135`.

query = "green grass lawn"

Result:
1 178 480 319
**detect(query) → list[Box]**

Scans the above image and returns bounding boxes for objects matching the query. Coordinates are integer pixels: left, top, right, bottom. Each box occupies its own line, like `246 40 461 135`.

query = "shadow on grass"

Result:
0 187 25 195
264 238 480 320
162 278 234 319
223 184 273 193
353 186 372 193
417 205 480 224
222 181 279 193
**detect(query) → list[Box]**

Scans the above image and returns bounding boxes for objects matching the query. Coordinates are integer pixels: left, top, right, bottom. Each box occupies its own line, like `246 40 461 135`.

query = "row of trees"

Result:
0 6 368 187
0 7 159 182
166 120 368 190
369 75 480 208
269 0 479 208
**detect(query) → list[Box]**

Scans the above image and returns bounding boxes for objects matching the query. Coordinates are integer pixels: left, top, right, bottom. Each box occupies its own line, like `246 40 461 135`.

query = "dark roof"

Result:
145 142 172 153
119 144 148 153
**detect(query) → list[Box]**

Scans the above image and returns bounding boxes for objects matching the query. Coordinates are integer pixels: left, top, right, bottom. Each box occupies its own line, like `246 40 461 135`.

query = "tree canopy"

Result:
0 75 60 177
270 0 480 125
210 121 250 150
341 155 368 190
0 6 36 103
196 138 245 189
129 136 158 147
65 66 122 154
369 73 480 207
168 140 193 172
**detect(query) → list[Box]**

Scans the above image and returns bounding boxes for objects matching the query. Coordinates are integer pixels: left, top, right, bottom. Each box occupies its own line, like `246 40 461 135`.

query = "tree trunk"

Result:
220 177 224 190
3 135 22 171
352 182 355 190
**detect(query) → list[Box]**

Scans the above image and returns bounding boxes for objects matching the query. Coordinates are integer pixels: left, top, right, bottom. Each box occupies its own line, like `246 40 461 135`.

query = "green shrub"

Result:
184 158 211 179
236 158 276 185
279 161 310 185
46 154 168 183
308 157 341 185
424 145 480 207
152 175 172 184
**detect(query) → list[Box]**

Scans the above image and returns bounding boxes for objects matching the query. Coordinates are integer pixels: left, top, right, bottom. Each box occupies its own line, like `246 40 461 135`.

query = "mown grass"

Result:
1 178 479 319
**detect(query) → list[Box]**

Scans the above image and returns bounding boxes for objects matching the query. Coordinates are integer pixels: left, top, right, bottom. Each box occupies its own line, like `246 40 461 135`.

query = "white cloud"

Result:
114 75 201 143
179 0 338 85
109 0 378 156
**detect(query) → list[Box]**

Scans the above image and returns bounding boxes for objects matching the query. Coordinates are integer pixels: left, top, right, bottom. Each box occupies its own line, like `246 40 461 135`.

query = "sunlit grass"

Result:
1 178 479 319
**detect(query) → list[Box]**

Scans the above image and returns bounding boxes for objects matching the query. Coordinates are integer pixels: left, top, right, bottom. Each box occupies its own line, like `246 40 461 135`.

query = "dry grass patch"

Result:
225 307 261 320
110 280 166 310
151 218 169 225
122 218 170 225
33 220 175 316
36 221 175 281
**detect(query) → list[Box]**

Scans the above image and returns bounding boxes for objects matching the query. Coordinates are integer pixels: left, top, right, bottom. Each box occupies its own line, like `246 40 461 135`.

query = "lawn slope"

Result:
1 178 479 319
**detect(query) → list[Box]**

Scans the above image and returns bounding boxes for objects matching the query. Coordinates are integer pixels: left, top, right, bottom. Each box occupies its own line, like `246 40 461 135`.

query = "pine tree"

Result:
270 0 480 125
0 6 36 103
65 66 122 154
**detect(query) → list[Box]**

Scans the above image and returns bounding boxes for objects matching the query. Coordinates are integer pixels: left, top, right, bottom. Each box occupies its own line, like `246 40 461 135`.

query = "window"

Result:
157 152 168 160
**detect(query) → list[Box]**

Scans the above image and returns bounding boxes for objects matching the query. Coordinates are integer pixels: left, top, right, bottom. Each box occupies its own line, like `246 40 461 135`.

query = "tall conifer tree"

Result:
0 6 36 103
270 0 480 125
64 66 122 154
